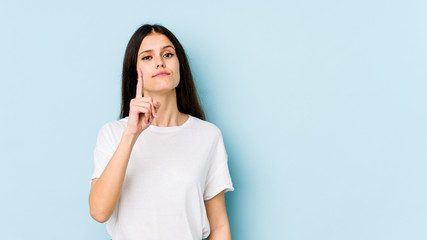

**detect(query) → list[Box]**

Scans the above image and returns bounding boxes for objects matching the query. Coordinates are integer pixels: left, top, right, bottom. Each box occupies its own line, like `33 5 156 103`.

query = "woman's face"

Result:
136 32 180 95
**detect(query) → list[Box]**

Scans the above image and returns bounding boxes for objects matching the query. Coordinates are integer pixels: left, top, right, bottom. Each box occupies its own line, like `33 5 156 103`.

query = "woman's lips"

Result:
153 71 170 77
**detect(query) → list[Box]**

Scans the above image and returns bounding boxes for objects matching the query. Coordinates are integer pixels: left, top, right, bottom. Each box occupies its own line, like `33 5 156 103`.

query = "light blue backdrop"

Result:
1 0 426 239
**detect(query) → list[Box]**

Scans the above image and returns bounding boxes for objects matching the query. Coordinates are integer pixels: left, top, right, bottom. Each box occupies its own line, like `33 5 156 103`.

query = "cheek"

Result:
174 68 180 84
173 61 180 80
138 64 151 78
175 65 180 76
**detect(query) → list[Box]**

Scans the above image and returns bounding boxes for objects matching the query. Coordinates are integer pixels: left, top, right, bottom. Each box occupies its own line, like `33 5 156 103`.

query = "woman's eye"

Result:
141 56 151 60
164 53 174 58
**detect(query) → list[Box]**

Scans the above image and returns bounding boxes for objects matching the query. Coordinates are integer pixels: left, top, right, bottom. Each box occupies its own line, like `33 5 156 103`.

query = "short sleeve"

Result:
90 123 117 182
203 130 234 200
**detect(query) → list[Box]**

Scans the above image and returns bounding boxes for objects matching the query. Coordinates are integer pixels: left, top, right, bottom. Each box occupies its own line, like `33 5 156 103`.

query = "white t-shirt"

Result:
91 115 234 240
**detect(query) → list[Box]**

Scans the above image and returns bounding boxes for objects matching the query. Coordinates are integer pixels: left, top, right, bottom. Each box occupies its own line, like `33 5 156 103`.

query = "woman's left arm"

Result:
204 190 232 240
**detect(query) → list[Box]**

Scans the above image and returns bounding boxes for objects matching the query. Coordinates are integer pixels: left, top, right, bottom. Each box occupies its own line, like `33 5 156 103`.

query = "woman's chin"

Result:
145 87 177 96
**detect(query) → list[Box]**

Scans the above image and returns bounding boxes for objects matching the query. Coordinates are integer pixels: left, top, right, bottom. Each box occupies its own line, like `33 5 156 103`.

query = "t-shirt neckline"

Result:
145 114 193 133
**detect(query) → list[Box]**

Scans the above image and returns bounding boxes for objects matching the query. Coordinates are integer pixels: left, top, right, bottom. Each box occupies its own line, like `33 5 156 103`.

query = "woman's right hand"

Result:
125 67 160 136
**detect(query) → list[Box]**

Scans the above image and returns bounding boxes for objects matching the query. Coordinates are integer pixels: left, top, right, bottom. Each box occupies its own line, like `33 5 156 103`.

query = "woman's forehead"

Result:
139 33 175 52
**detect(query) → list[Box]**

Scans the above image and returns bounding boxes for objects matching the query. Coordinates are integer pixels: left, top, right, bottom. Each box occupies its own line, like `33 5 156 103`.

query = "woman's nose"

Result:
156 58 165 68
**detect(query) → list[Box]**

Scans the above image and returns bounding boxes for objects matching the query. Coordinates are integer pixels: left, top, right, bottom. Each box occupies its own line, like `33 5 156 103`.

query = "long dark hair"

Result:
120 24 205 120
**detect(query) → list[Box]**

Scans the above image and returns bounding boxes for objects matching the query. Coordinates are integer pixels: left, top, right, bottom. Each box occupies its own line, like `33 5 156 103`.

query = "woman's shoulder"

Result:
94 118 128 149
188 115 223 137
97 117 128 136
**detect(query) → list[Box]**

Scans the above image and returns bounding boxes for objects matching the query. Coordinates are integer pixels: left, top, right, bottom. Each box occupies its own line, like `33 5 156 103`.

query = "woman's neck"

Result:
143 90 188 127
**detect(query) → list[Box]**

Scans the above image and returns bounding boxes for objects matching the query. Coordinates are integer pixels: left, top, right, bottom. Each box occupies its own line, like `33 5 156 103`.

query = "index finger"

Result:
136 67 143 98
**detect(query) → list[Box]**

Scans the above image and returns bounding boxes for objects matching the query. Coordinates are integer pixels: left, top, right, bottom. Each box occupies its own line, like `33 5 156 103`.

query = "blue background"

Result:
1 0 426 239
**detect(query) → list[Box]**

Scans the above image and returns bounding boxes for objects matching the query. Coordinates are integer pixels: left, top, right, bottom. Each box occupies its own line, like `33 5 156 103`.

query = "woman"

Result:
89 24 234 240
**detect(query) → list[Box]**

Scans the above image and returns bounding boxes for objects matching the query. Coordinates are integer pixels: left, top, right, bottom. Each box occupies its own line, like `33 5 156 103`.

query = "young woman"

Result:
89 24 234 240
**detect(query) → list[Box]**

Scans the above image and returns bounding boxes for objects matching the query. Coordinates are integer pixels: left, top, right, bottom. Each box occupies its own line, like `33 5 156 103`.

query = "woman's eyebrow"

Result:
138 45 175 56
